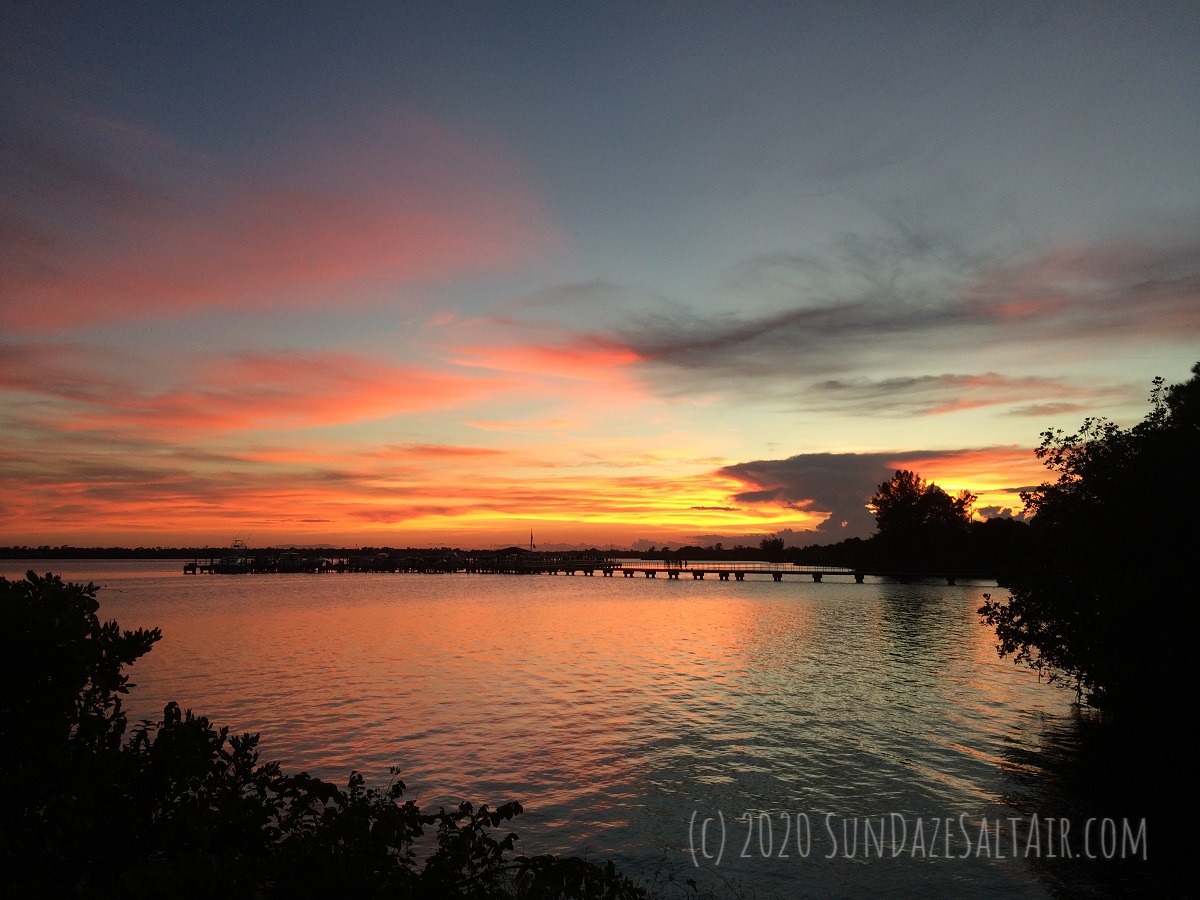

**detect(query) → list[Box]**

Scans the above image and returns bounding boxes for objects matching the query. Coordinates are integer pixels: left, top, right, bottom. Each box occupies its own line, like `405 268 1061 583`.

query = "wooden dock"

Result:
184 555 996 585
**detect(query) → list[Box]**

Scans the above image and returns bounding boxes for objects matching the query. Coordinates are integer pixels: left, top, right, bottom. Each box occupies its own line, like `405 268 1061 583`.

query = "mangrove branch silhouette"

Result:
0 572 654 899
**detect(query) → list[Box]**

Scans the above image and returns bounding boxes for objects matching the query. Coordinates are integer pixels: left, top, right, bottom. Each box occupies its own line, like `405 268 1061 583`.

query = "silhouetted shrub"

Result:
1 572 649 899
980 364 1200 714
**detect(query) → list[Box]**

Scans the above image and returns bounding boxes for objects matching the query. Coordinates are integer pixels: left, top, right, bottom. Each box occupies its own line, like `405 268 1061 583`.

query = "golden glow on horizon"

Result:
0 427 1045 547
892 447 1044 516
1 320 1056 547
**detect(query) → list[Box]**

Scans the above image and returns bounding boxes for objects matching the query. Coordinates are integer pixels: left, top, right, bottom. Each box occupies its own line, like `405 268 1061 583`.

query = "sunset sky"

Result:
3 2 1198 549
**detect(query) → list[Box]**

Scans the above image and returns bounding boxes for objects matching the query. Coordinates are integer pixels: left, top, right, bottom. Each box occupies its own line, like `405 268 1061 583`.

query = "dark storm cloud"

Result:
718 451 938 539
717 447 1032 541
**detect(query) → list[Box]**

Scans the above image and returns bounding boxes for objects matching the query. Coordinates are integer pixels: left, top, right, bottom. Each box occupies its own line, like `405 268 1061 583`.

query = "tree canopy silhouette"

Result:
0 572 650 899
866 470 976 568
869 469 975 535
979 363 1200 714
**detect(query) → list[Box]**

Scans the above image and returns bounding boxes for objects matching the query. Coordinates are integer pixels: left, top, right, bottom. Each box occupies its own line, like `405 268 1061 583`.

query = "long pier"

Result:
184 554 996 585
466 560 994 585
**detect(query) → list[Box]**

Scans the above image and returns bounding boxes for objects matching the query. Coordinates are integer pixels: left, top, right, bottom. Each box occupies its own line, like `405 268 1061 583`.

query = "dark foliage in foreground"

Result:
0 572 653 899
980 364 1200 715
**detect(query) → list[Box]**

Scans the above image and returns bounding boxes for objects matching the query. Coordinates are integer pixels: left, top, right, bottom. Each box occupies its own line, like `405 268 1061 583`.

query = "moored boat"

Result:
212 539 251 574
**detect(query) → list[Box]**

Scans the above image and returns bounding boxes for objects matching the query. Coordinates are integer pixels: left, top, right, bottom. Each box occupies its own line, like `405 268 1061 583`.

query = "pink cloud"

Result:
449 336 642 381
619 230 1200 401
804 372 1127 418
1 113 560 329
965 239 1200 338
1 344 509 435
920 373 1116 416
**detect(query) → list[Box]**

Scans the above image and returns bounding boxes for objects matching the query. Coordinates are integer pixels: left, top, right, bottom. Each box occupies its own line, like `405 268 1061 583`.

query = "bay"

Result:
4 560 1156 897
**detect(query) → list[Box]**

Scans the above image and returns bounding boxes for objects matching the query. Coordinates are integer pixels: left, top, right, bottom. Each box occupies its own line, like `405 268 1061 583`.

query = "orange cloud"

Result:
0 414 820 547
888 446 1048 517
891 446 1044 491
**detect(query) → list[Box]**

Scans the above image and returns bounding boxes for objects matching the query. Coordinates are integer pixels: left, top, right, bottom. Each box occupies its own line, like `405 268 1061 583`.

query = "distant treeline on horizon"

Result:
5 544 774 560
1 545 656 560
1 545 599 559
0 518 1030 573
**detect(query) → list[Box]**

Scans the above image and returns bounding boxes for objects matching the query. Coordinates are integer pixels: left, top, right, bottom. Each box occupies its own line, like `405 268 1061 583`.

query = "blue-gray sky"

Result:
2 1 1197 547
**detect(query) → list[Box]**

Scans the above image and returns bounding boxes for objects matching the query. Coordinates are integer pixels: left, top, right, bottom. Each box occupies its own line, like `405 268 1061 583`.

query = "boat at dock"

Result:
212 540 251 574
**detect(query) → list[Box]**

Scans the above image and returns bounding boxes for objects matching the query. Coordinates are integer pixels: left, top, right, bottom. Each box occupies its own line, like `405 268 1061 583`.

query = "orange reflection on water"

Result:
125 575 770 820
79 566 1084 870
379 585 759 795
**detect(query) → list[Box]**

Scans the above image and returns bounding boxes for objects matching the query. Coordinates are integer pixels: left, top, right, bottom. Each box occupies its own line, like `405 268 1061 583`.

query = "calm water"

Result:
5 560 1167 897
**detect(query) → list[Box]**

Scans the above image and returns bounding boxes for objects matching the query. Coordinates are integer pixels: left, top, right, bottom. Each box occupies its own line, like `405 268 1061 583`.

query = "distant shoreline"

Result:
2 546 628 560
